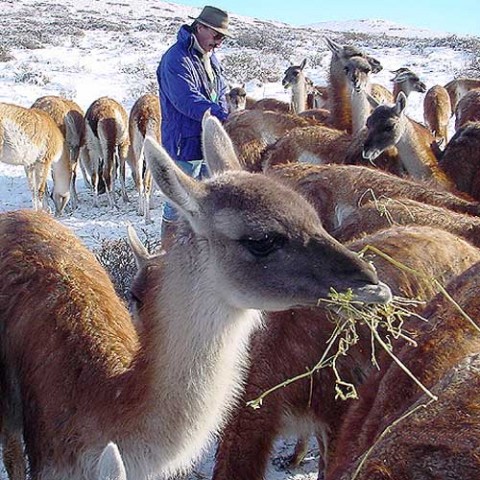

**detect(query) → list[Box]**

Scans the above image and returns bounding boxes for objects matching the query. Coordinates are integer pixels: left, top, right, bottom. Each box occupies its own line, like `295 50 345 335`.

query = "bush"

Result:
119 57 158 103
71 30 85 48
58 87 78 100
94 234 161 302
457 47 480 77
119 59 151 76
13 65 50 86
222 50 286 84
125 80 158 105
95 238 136 302
229 24 290 58
0 46 15 62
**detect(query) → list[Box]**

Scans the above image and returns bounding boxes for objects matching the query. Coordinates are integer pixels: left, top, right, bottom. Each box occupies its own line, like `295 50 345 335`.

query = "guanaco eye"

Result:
239 233 287 257
384 125 394 132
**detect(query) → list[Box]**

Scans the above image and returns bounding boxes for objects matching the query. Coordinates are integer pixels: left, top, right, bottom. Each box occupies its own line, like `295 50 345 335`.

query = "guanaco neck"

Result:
292 74 307 114
397 119 452 188
350 87 371 135
50 148 71 192
329 57 352 132
117 233 263 476
393 82 410 98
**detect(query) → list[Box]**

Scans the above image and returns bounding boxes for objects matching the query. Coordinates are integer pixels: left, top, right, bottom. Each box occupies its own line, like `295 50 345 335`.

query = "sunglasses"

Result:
208 27 225 42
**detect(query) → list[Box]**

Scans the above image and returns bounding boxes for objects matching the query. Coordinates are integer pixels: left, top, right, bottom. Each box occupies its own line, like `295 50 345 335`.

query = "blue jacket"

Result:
157 25 229 163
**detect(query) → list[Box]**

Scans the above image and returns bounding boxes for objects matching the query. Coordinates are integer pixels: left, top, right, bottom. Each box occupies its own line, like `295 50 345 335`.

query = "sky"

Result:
170 0 479 37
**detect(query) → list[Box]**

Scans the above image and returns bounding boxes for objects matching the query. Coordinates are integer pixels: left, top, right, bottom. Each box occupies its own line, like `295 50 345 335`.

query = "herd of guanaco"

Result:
1 34 480 480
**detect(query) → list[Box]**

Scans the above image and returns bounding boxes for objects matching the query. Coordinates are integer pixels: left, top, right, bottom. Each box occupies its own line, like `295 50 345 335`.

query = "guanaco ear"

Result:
366 55 383 73
144 136 204 219
324 36 342 55
97 443 127 480
366 91 381 109
299 58 307 70
391 71 405 83
201 111 242 175
394 91 408 115
127 225 150 268
391 71 412 83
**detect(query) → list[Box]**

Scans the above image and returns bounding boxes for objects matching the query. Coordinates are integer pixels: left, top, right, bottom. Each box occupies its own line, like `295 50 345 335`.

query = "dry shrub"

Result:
94 233 162 302
95 238 136 302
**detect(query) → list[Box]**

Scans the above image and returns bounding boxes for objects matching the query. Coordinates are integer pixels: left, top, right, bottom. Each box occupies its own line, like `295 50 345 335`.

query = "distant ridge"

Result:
306 18 452 38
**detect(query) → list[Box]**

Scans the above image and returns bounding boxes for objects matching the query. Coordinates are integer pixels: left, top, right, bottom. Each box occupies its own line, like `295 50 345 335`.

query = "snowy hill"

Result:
308 18 451 38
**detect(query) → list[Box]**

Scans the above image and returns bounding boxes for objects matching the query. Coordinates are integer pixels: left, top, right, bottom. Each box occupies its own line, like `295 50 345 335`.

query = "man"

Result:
157 6 231 240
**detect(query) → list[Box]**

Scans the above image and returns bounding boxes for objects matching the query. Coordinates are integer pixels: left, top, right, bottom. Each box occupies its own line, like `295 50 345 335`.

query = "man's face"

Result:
196 24 225 52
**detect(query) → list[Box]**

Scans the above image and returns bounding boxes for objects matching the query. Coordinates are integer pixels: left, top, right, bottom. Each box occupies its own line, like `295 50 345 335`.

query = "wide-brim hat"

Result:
189 6 232 37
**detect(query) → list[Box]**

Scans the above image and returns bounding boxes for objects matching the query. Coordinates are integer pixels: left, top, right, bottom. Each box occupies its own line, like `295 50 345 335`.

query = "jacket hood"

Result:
177 25 194 49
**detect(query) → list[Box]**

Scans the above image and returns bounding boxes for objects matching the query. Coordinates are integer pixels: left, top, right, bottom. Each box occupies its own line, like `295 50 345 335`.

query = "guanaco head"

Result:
282 59 307 88
324 37 383 74
142 112 392 311
363 91 408 161
344 55 372 93
390 67 427 94
52 189 71 217
226 85 247 113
